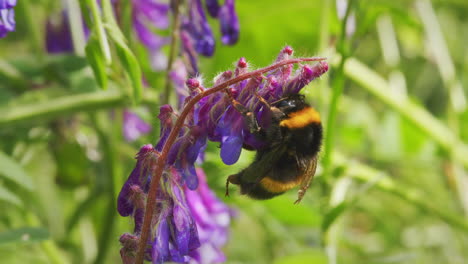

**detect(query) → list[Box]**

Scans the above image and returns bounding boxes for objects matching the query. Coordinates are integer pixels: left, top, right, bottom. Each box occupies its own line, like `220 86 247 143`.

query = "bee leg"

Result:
225 174 241 197
225 90 262 135
294 174 315 204
254 92 272 108
254 92 286 120
294 188 307 204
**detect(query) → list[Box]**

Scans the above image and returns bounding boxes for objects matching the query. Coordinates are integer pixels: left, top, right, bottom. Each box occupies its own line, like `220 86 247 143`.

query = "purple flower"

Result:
118 146 201 264
117 144 155 218
170 59 190 108
151 171 200 264
165 80 207 189
219 0 239 45
186 169 232 264
205 0 220 18
183 0 215 57
180 30 199 75
0 0 16 38
155 105 176 151
132 0 239 61
132 0 171 70
45 13 74 53
172 125 206 189
123 110 153 142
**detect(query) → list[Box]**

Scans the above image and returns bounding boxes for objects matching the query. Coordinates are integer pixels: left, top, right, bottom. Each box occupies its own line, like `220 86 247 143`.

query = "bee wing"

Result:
241 144 288 184
294 155 318 204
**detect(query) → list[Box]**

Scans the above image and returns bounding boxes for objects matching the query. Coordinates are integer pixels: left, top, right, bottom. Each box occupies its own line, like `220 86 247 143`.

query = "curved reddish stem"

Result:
134 57 326 264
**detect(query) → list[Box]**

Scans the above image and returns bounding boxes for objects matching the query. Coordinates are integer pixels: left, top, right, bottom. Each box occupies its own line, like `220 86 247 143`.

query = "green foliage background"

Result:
1 0 468 263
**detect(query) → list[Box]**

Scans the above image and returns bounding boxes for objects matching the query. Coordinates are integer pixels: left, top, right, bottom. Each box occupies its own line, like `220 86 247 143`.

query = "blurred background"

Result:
1 0 468 263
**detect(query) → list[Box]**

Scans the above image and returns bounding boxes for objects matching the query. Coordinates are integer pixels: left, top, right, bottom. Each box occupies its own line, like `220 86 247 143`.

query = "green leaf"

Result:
0 185 23 207
86 0 112 65
102 0 143 104
321 201 349 232
0 227 49 245
0 151 34 191
115 45 143 104
85 38 108 89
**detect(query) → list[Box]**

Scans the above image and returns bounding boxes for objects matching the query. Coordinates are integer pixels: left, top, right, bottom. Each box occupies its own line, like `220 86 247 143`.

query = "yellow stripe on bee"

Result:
259 177 301 193
279 107 321 129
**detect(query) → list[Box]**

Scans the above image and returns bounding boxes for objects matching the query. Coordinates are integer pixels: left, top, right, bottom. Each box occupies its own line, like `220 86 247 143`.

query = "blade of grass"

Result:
416 0 468 216
0 227 49 245
18 0 43 59
0 185 23 207
322 0 356 177
333 152 468 232
416 0 466 113
66 0 87 56
341 57 468 168
0 151 34 191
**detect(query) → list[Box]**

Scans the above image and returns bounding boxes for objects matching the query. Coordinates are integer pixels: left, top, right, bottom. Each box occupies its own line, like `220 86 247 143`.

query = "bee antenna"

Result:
270 97 287 105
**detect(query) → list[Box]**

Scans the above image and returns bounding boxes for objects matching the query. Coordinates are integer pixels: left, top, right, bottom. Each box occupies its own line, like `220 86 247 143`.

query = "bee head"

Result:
273 94 308 115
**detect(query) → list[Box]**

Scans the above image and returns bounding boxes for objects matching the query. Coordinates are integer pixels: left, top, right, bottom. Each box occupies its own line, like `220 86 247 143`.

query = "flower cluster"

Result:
118 145 201 263
134 0 239 73
118 46 328 264
0 0 16 38
196 46 328 165
44 3 154 142
118 146 231 264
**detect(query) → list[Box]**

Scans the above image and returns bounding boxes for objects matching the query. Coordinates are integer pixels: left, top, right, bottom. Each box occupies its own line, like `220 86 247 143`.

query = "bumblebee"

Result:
225 93 322 204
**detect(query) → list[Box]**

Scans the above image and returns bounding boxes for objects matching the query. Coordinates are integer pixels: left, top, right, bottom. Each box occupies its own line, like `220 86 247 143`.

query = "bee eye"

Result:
276 100 296 109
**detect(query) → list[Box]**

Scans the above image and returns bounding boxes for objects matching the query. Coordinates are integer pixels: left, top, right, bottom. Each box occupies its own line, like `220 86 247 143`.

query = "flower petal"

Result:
220 135 243 165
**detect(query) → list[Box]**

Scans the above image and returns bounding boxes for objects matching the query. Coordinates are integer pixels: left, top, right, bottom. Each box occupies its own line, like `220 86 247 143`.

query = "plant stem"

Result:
321 0 355 177
21 0 44 59
134 57 326 264
162 0 182 105
87 0 112 64
66 0 87 56
91 112 121 264
322 59 346 172
0 89 158 127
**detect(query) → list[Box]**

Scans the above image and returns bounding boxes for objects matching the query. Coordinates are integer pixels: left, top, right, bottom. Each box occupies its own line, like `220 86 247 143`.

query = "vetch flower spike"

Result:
184 0 215 56
219 0 239 45
121 47 327 264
